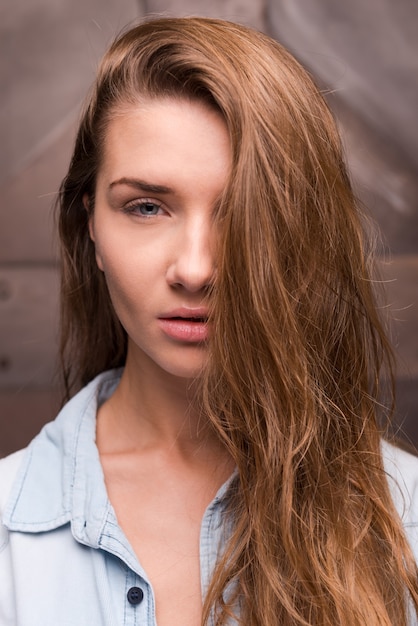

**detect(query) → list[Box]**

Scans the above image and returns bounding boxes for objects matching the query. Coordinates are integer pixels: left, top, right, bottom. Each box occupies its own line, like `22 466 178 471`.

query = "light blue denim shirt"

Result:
0 370 234 626
1 368 418 625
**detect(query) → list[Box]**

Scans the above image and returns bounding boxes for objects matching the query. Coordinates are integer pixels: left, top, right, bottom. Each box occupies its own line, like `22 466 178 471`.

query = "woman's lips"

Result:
158 309 209 343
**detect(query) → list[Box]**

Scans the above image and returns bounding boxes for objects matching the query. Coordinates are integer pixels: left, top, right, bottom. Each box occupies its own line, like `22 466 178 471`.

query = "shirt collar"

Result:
3 370 122 547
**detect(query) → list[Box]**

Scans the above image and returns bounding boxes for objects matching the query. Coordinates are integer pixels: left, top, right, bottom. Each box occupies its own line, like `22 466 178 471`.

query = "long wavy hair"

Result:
57 17 418 625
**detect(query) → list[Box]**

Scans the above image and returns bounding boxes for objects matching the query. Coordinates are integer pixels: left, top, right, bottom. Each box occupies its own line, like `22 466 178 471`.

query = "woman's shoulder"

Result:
382 438 418 470
0 448 27 568
382 438 418 505
0 449 27 515
0 369 122 525
382 439 418 560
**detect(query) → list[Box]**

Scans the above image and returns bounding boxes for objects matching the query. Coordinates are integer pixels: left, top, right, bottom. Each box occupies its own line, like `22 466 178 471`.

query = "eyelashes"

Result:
122 199 166 217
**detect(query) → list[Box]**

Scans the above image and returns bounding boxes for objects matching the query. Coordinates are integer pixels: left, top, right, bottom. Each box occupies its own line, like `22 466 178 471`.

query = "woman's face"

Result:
89 98 231 380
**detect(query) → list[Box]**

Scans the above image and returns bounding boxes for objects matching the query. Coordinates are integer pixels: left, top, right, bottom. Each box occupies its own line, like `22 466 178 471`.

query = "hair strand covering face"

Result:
57 17 418 626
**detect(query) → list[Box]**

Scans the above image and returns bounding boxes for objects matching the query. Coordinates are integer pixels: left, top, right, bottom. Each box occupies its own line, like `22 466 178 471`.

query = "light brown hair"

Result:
57 17 418 625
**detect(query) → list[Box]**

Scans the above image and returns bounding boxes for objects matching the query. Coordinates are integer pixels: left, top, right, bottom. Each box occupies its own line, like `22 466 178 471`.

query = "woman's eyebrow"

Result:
108 177 174 194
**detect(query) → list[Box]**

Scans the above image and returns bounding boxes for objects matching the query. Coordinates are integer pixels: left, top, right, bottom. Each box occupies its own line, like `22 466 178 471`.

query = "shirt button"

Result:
127 586 144 605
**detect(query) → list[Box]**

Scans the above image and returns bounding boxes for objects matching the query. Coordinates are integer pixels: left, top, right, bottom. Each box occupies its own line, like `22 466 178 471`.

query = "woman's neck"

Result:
96 347 221 460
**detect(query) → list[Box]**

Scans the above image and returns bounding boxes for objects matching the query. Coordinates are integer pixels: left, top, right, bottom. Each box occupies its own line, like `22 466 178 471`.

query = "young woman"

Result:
1 16 418 626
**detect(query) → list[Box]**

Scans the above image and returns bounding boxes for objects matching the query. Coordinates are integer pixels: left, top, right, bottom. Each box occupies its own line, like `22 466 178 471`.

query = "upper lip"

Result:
159 307 209 321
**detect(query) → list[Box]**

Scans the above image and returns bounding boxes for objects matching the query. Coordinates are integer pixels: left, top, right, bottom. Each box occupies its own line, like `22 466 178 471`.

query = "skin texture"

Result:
88 98 234 626
89 98 230 381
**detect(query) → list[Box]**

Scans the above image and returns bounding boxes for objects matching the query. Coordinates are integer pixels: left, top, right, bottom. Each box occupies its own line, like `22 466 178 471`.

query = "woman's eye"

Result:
138 201 161 216
124 200 163 216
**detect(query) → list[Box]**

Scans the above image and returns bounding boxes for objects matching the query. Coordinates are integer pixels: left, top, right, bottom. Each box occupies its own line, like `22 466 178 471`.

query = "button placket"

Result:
124 572 154 626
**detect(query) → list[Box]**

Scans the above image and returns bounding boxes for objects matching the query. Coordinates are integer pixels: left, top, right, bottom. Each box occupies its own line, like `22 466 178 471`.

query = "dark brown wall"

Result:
1 0 417 456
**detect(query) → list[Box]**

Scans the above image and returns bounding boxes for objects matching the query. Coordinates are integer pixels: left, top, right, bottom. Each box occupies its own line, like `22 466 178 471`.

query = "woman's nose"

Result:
166 216 215 293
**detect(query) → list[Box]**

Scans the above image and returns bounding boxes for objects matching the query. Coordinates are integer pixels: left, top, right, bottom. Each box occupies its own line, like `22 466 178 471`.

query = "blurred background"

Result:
1 0 417 456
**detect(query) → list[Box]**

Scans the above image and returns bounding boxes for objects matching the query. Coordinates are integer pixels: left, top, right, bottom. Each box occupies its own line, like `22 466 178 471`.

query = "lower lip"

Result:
158 318 209 343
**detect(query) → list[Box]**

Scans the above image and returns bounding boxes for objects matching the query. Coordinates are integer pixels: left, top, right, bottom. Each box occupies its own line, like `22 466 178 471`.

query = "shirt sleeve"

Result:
382 440 418 561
